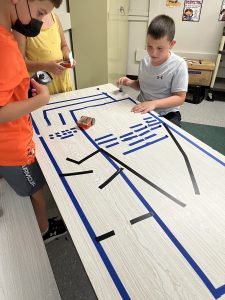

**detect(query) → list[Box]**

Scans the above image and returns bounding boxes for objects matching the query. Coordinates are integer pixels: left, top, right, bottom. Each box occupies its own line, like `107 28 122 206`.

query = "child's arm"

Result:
56 15 76 66
0 79 49 123
13 30 65 75
117 77 140 90
131 91 186 114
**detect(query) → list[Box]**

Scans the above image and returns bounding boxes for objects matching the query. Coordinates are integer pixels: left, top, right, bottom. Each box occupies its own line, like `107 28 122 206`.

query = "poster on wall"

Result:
166 0 181 8
219 0 225 21
182 0 203 22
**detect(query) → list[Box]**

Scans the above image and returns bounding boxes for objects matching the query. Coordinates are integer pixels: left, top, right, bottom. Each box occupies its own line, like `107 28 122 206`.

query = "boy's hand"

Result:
30 79 50 105
131 101 156 114
46 61 65 75
116 77 132 87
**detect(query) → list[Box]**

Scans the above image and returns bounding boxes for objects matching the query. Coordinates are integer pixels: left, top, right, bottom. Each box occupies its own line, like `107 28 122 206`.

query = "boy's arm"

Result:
131 91 186 114
117 77 140 90
0 80 49 123
13 30 65 74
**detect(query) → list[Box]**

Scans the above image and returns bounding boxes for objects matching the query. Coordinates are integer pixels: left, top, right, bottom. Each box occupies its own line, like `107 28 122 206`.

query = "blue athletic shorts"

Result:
0 160 46 197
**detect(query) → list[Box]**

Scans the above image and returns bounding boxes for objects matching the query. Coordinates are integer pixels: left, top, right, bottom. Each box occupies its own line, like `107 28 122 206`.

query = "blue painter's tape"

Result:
43 111 51 126
44 96 108 114
123 135 168 155
98 137 118 145
150 113 225 167
70 109 222 299
31 115 40 135
129 139 144 146
61 134 74 140
143 116 153 120
47 93 104 106
95 134 113 141
148 122 162 127
102 92 117 102
120 132 134 138
146 119 159 124
70 98 129 114
58 113 66 125
121 135 138 142
139 130 151 137
106 142 120 148
33 95 225 299
130 123 143 129
134 126 148 133
150 125 162 131
39 136 131 300
144 133 157 140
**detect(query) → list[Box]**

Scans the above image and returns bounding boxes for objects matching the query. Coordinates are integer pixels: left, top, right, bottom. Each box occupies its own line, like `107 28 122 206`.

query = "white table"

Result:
0 179 60 300
31 83 225 299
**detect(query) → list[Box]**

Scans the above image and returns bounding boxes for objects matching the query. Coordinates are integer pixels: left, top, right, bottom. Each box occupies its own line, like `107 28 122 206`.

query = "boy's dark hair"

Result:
147 15 175 42
31 0 62 9
49 0 62 8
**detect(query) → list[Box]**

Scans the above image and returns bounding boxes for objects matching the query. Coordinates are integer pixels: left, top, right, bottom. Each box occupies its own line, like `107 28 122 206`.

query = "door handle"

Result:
120 6 125 16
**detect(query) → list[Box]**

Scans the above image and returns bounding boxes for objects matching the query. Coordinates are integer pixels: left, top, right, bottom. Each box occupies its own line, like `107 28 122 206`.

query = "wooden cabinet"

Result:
69 0 129 89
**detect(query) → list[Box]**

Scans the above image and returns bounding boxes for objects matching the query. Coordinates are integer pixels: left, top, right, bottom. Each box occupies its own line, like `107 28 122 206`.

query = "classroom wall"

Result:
128 0 225 76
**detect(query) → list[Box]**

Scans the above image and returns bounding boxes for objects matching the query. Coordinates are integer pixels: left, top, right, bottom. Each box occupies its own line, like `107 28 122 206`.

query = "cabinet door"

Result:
55 3 76 89
108 0 129 84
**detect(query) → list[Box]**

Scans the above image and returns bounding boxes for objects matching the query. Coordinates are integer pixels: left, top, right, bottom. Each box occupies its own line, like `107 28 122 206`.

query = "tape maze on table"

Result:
31 89 225 299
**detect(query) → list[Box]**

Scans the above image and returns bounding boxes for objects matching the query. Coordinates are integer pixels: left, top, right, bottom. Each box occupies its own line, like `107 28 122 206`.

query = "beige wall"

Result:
150 0 224 60
128 0 225 75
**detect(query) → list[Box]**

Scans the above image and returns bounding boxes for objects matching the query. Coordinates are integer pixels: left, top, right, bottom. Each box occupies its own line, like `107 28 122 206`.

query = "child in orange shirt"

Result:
0 0 67 243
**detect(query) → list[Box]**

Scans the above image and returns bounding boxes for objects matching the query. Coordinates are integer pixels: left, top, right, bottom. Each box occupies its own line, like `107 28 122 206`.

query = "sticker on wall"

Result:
182 0 203 22
166 0 181 7
219 0 225 21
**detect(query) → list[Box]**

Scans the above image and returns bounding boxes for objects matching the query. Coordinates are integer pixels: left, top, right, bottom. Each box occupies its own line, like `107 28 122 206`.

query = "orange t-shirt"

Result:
0 25 35 166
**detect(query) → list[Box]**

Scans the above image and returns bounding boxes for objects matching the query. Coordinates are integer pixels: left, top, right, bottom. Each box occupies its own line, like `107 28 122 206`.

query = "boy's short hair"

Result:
49 0 62 8
31 0 62 9
147 14 175 42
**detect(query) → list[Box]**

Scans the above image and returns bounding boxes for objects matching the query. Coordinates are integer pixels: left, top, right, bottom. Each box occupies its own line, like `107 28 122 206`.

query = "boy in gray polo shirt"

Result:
117 14 188 127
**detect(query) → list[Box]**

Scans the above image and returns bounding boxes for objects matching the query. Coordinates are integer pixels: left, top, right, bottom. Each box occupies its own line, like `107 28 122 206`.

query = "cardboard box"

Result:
186 59 215 86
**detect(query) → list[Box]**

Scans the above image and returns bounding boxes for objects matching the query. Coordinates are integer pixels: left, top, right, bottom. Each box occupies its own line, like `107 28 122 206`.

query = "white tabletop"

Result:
31 83 225 300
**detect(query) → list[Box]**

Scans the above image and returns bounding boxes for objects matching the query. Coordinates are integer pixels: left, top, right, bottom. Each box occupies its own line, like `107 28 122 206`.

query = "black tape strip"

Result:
66 149 101 165
59 170 93 177
100 148 186 207
99 168 124 189
95 230 115 242
130 212 153 225
163 123 200 195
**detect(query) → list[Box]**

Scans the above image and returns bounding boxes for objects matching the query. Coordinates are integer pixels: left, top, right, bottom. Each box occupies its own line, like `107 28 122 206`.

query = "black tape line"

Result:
163 123 200 195
130 212 153 225
99 168 124 189
59 170 93 177
66 149 101 165
95 230 115 242
100 148 186 207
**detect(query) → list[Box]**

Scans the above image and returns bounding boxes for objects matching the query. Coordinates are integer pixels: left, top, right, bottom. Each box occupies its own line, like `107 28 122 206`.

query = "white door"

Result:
55 1 76 89
108 0 129 84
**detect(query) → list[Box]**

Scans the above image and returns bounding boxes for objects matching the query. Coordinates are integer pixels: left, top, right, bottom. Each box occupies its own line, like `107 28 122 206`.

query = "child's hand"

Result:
116 77 131 87
30 79 50 105
63 55 76 68
46 61 65 75
70 59 76 68
131 101 156 114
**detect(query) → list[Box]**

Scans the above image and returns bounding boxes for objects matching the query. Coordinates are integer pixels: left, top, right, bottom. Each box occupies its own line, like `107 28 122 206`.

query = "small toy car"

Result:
78 116 95 130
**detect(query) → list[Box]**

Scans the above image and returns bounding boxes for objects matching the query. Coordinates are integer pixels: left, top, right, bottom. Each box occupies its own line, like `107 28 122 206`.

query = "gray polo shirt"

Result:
137 52 188 116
